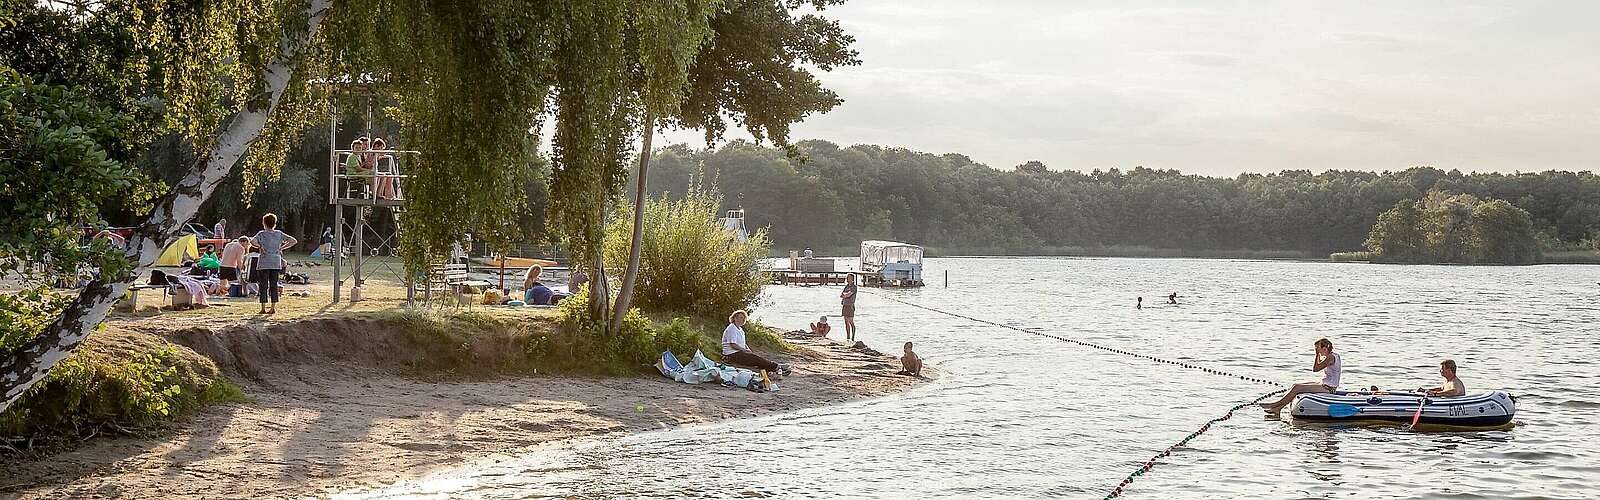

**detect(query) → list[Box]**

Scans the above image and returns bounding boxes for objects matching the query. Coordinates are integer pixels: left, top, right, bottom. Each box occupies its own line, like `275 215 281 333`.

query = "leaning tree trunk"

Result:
0 0 333 413
608 114 654 335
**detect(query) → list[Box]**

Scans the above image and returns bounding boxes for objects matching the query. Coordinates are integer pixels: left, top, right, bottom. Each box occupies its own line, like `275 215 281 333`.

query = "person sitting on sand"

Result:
722 310 782 375
1258 338 1342 413
1418 359 1466 397
523 264 554 305
809 316 831 337
898 341 922 376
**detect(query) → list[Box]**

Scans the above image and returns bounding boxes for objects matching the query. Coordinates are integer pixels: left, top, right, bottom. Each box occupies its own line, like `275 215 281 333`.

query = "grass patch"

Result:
0 328 240 451
1540 250 1600 264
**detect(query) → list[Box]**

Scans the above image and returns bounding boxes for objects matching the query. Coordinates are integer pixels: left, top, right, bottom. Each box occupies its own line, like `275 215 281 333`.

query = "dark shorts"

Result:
842 303 855 318
219 267 239 280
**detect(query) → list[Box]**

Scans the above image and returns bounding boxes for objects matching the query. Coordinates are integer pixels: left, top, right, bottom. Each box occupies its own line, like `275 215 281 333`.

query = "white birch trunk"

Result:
0 0 333 413
609 114 654 334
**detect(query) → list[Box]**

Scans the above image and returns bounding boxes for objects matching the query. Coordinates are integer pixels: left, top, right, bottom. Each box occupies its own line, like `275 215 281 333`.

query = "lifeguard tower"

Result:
326 94 415 303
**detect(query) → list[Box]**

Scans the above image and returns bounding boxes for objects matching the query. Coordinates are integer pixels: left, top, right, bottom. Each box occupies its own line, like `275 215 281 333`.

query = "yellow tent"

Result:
156 234 199 266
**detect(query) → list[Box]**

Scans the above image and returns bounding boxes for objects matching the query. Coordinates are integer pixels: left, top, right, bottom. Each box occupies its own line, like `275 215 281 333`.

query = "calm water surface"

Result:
342 258 1600 499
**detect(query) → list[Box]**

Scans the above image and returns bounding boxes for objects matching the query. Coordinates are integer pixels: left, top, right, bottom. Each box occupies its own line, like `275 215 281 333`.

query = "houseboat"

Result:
860 240 924 287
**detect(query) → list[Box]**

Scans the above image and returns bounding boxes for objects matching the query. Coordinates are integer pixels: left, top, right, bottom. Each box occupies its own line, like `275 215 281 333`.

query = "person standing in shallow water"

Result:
841 274 858 342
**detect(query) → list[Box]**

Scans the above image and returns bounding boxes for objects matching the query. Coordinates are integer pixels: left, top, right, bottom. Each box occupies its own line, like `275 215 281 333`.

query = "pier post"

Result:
944 269 949 288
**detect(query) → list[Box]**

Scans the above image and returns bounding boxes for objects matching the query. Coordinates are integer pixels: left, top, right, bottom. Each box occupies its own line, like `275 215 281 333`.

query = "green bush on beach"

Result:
603 189 770 319
0 329 244 447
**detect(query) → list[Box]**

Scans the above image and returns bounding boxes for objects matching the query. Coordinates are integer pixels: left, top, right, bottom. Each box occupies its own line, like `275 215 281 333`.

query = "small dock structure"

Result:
762 269 859 286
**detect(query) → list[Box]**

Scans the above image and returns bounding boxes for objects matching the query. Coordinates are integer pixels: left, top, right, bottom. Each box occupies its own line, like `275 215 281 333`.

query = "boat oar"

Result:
1327 404 1362 418
1407 395 1429 429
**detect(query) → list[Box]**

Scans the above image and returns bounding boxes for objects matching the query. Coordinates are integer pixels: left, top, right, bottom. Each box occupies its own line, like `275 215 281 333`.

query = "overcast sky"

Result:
660 1 1600 176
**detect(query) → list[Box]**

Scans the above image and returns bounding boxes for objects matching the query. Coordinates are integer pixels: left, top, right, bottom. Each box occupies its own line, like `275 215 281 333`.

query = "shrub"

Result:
603 188 770 319
0 333 244 445
550 289 656 373
654 317 712 360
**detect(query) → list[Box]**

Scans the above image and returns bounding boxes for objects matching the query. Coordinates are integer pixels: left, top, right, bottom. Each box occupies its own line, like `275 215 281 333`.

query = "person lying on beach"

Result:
809 316 831 337
722 310 782 376
898 341 922 376
1418 358 1466 397
1258 338 1341 413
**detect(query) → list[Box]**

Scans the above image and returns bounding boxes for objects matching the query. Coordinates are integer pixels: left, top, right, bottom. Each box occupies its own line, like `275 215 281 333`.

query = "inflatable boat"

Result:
1291 391 1516 429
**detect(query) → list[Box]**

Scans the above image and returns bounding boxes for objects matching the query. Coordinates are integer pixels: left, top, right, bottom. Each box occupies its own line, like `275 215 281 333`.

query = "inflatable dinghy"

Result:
1292 391 1515 429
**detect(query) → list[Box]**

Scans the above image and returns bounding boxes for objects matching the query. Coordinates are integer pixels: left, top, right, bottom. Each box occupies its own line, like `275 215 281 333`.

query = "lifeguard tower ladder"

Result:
326 97 416 303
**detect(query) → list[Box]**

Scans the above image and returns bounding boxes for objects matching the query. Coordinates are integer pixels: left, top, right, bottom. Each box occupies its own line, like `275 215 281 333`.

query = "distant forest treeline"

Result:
641 140 1600 256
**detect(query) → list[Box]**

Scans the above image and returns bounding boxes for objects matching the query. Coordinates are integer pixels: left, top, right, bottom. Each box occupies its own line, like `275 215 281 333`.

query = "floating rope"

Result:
861 291 1290 498
1103 388 1285 499
867 292 1283 388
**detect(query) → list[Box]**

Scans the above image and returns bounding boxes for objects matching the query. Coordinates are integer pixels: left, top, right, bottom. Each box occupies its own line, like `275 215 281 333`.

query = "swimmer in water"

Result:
1168 292 1178 305
1136 297 1143 310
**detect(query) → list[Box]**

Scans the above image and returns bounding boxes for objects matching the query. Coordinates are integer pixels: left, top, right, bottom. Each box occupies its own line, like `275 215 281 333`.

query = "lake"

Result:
340 258 1600 498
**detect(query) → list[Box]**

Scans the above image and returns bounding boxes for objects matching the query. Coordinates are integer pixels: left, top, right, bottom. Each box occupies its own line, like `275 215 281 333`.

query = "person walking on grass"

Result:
722 310 781 375
1258 338 1342 413
841 273 859 342
251 213 297 314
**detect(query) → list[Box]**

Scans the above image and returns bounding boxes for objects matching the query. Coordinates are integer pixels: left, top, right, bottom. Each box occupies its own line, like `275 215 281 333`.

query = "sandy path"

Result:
0 334 923 499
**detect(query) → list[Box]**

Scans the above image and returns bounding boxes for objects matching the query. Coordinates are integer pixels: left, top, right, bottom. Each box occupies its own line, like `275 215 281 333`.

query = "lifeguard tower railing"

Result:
325 111 418 302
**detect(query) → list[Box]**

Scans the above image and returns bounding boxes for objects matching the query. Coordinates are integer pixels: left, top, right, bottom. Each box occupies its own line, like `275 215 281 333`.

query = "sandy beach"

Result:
0 313 925 499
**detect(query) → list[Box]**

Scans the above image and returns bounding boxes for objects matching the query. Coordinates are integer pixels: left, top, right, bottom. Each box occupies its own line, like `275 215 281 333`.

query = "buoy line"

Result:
865 291 1283 387
862 291 1287 498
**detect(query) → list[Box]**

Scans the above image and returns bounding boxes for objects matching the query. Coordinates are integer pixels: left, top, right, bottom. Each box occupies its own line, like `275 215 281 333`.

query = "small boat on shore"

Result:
1292 391 1516 429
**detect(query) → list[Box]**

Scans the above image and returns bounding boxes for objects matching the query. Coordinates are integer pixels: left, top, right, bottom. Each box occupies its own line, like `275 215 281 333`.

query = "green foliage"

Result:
1366 200 1428 263
674 0 858 152
553 289 657 372
603 189 770 318
0 67 161 285
1365 192 1542 264
643 142 1600 256
743 320 789 353
653 317 713 360
0 289 69 360
0 341 241 442
1470 199 1541 265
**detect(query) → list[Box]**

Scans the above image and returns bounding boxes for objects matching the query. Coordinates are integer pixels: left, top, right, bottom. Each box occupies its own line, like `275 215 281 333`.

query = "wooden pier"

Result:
762 270 860 286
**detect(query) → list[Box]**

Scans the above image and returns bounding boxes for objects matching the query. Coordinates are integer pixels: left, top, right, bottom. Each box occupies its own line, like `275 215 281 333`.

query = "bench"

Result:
425 263 492 309
125 283 170 312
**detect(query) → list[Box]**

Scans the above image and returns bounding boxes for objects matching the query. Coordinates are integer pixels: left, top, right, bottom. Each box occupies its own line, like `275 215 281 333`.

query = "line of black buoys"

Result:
868 292 1284 388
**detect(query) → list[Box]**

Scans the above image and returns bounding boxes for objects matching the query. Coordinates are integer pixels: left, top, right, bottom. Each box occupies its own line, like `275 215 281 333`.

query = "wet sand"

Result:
0 327 924 499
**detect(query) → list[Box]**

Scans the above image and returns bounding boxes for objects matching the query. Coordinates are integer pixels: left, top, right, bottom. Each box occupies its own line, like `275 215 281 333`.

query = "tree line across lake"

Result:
639 140 1600 261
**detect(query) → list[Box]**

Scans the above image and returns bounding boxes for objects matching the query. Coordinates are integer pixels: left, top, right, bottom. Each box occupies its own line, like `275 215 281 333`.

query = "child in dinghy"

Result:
1259 338 1341 413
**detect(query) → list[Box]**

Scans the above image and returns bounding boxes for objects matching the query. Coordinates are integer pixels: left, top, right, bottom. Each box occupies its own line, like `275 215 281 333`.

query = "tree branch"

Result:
0 0 333 413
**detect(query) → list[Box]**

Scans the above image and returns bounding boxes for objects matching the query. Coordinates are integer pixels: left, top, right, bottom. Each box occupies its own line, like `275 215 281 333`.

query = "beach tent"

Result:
155 234 199 266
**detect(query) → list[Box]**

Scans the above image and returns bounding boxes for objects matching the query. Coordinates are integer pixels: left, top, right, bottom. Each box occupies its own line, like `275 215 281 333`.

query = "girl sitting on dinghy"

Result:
1259 338 1341 413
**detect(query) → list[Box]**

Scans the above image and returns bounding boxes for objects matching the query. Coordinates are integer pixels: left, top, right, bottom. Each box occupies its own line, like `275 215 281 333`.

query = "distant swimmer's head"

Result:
1314 338 1333 354
1440 358 1457 378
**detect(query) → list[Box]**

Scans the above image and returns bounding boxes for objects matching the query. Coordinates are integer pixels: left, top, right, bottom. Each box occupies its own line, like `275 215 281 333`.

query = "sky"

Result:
659 0 1600 176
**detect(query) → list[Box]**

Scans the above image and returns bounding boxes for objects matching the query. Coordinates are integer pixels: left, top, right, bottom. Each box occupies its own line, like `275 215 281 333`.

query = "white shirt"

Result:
721 323 746 356
1320 353 1342 388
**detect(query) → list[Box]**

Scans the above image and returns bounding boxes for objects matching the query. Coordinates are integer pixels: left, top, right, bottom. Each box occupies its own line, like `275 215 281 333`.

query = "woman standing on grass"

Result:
251 213 297 314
